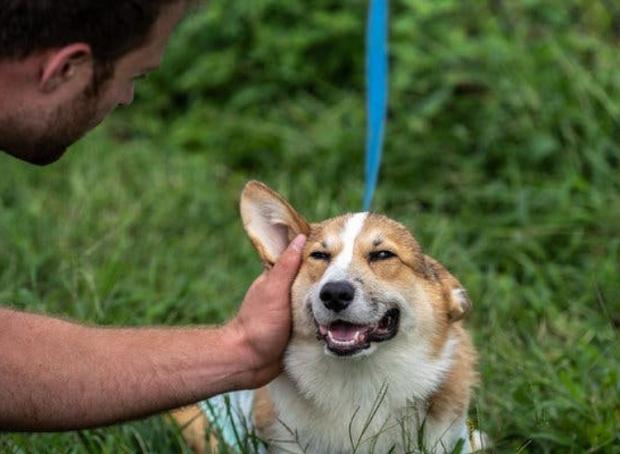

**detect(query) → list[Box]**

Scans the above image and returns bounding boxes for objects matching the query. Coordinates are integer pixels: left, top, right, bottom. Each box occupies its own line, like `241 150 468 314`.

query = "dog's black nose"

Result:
320 280 355 312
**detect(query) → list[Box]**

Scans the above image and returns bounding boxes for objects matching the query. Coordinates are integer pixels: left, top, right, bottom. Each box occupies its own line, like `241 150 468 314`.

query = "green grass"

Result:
1 0 619 452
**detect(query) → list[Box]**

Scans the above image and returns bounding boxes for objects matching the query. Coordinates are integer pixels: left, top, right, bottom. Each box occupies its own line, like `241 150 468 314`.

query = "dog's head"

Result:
240 181 471 359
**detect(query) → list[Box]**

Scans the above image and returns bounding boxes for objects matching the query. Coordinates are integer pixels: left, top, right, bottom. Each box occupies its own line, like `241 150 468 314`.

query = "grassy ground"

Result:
1 0 619 452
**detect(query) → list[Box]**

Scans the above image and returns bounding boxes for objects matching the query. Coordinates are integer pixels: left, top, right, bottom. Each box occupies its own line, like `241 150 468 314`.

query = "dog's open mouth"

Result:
316 308 400 356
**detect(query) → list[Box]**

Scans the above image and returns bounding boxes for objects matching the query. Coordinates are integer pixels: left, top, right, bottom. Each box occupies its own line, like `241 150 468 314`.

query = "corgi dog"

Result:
174 180 485 453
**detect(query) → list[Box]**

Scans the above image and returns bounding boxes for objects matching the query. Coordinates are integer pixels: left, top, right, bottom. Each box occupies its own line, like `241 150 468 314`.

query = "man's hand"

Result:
0 235 306 431
228 234 306 387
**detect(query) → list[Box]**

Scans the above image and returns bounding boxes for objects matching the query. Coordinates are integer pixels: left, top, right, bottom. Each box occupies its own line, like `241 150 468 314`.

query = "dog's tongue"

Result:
328 321 365 341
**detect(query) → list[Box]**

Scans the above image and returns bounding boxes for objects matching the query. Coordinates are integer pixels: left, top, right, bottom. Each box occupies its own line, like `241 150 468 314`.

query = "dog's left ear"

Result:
447 287 472 322
240 180 311 267
424 256 472 322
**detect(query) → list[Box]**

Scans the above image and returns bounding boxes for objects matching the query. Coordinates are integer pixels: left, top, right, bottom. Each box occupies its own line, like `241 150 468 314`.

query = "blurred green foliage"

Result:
1 0 619 451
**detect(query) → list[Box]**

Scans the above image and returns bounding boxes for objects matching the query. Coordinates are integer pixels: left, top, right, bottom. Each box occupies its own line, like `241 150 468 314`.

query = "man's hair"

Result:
0 0 180 84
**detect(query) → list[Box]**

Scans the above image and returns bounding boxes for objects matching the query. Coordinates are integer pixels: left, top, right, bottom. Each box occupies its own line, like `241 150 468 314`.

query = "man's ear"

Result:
40 44 93 93
240 181 310 267
424 256 472 322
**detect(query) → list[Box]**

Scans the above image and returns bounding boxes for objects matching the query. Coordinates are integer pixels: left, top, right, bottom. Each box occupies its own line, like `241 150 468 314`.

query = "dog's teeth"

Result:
325 329 366 347
327 331 355 346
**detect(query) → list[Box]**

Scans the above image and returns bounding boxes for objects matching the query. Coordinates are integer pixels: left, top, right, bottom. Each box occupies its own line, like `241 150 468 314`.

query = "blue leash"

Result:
363 0 389 211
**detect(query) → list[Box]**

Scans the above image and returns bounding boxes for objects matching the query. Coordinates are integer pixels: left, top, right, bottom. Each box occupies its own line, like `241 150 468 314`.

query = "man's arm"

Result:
0 235 306 431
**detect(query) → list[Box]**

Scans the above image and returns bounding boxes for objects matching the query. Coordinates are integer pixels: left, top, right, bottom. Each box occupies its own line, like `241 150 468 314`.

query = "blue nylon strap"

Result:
363 0 389 211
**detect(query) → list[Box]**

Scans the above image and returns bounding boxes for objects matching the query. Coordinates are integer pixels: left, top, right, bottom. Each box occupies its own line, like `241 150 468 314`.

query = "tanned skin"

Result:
0 235 305 430
0 1 307 431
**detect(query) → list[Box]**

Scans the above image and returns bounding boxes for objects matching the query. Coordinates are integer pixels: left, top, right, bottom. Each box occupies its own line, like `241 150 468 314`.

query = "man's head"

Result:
0 0 187 165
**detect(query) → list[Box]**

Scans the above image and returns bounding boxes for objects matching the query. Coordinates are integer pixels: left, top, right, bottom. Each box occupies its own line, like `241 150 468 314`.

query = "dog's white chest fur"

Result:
263 336 472 454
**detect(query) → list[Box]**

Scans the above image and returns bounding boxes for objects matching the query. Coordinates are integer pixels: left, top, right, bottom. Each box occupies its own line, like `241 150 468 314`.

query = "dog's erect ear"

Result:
240 181 310 267
424 256 472 322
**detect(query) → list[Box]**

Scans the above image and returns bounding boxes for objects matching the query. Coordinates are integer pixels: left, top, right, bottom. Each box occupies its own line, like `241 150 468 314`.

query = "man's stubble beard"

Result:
0 78 106 166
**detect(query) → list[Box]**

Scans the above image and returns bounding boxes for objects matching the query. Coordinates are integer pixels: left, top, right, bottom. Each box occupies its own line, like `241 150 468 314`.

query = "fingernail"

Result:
291 234 306 252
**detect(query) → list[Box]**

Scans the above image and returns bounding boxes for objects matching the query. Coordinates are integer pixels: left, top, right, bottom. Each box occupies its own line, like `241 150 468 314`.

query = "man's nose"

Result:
320 280 355 312
119 85 135 107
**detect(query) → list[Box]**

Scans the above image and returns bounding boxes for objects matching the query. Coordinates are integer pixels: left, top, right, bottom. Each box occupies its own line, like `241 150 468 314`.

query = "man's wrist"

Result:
219 319 263 390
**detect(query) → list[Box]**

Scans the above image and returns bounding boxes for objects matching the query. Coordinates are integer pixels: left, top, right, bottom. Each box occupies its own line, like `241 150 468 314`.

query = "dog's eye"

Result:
369 250 396 262
310 251 331 261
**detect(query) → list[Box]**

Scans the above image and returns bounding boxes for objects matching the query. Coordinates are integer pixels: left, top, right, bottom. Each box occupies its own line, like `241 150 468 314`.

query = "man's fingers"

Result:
268 234 306 285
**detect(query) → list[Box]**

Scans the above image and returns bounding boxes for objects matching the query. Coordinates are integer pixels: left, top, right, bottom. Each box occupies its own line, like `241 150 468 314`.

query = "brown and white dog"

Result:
175 181 485 453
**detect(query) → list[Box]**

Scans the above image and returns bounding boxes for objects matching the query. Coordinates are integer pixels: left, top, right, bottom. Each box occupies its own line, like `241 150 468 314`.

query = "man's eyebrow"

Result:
143 64 160 73
134 65 160 79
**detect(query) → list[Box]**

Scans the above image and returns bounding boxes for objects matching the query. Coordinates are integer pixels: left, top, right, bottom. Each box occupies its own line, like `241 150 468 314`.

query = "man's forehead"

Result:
117 1 186 72
148 2 186 50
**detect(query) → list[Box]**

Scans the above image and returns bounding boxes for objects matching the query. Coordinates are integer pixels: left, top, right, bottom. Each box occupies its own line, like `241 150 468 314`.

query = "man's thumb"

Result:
270 234 306 281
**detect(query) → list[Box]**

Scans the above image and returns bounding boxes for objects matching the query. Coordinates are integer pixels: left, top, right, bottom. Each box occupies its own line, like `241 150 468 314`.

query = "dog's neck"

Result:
282 333 458 415
264 334 465 453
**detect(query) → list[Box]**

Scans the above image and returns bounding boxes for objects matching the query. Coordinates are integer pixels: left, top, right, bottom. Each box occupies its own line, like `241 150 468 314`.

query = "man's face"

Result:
0 1 185 166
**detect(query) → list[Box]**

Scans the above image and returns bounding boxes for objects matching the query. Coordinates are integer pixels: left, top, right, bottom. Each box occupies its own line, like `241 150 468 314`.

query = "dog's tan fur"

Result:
170 406 213 454
173 181 484 453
